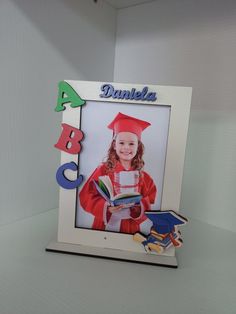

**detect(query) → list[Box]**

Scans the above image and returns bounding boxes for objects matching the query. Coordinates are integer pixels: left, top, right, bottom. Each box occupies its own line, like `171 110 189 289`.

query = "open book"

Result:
93 175 142 206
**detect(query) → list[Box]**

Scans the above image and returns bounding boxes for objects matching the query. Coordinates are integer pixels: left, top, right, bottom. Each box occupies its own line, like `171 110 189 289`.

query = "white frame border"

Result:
55 81 192 258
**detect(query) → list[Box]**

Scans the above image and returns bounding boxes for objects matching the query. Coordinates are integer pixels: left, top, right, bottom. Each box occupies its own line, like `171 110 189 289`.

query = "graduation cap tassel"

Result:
169 232 181 247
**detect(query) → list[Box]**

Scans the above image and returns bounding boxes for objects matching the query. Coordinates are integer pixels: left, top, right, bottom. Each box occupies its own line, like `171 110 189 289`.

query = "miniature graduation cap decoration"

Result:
145 210 188 234
133 210 188 252
107 112 151 139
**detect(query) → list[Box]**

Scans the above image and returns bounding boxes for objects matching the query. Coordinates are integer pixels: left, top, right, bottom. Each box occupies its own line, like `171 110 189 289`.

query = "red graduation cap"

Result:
107 112 151 139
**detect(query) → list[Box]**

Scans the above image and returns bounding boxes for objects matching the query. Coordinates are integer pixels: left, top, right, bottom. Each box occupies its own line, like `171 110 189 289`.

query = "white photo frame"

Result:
46 81 192 267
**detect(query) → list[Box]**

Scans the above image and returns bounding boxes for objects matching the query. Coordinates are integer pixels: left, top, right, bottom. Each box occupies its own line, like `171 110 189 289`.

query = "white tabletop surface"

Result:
0 209 235 314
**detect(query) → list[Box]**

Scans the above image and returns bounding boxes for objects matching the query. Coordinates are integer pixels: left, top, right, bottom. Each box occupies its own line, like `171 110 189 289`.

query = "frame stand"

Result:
46 241 178 268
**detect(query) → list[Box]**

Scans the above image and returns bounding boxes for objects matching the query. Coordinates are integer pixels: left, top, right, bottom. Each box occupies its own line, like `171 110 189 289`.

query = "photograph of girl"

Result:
79 112 157 234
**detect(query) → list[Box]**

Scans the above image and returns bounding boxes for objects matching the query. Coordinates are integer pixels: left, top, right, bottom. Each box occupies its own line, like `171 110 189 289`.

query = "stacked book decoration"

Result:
133 210 188 254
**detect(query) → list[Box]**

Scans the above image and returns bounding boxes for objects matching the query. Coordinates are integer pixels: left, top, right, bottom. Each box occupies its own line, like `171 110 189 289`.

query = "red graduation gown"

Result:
79 162 157 234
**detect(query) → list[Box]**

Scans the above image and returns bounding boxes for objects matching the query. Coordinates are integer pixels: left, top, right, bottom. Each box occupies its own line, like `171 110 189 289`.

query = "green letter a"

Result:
55 81 85 112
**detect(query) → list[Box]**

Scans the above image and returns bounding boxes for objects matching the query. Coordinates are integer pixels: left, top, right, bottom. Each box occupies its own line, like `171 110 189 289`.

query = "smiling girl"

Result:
79 112 157 234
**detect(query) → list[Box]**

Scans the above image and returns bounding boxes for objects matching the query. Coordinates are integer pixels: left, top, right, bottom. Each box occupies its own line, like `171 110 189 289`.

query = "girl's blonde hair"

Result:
104 139 145 173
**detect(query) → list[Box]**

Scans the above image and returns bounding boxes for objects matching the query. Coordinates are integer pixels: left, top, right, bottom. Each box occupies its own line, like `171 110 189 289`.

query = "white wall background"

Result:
1 0 236 233
0 0 116 225
114 0 236 232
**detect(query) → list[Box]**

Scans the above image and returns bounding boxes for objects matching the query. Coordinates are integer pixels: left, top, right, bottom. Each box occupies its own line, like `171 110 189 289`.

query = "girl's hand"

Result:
130 205 142 219
108 203 135 214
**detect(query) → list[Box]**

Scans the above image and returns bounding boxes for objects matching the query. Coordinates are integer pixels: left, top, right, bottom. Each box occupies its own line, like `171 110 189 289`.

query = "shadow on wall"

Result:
117 0 236 37
12 0 116 79
181 110 236 232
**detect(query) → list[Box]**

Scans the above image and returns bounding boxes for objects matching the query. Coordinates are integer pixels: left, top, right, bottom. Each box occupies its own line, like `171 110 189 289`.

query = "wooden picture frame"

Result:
46 81 192 267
